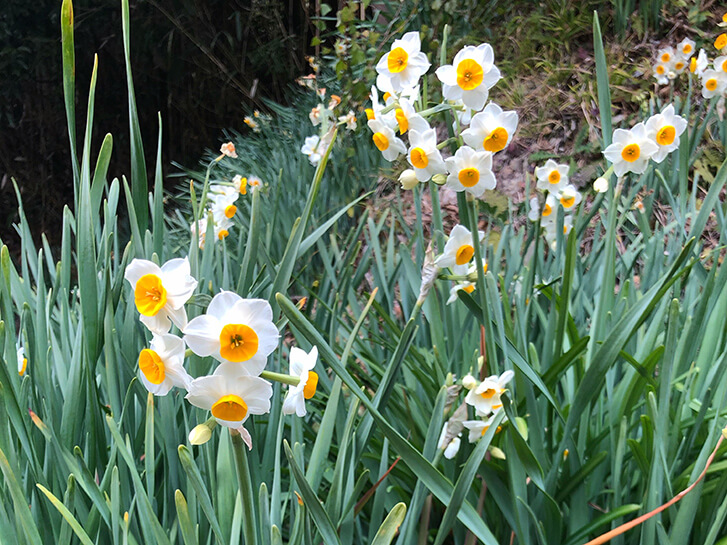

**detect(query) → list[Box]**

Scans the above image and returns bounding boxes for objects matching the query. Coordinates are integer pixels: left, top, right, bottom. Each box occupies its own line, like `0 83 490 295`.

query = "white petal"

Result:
208 291 244 319
183 315 221 357
125 259 162 289
436 65 458 86
140 312 172 334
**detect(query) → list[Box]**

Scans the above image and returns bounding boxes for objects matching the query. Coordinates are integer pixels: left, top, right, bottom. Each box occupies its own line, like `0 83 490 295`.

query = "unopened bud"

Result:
399 169 419 190
462 374 478 390
593 177 608 193
431 173 447 185
189 419 217 445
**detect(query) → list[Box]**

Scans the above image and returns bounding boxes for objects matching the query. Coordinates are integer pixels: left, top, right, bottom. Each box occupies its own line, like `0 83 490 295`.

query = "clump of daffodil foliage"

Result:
2 2 727 544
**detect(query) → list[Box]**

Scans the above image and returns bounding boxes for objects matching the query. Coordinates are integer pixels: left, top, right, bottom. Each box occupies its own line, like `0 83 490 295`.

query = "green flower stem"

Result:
260 370 300 386
231 429 259 545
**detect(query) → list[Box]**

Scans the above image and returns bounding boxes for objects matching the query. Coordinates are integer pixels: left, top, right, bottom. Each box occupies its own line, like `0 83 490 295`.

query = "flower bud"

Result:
431 173 447 185
189 419 217 445
399 169 419 190
462 374 478 390
593 177 609 193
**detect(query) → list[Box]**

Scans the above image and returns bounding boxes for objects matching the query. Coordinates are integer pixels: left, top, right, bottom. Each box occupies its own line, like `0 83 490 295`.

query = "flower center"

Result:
548 170 561 184
218 229 229 240
372 132 389 151
410 147 429 169
139 348 165 385
456 58 484 90
656 125 676 146
304 372 319 399
463 284 475 294
211 394 248 422
365 108 375 120
387 47 409 73
219 323 259 362
706 78 718 91
458 167 480 187
690 58 696 72
674 61 685 70
395 108 409 134
382 92 392 102
683 44 692 54
483 127 509 152
561 195 575 208
620 143 641 162
543 203 553 217
19 358 27 376
656 65 665 75
455 244 475 265
716 34 727 50
661 53 671 62
225 204 237 218
480 387 498 400
134 274 168 316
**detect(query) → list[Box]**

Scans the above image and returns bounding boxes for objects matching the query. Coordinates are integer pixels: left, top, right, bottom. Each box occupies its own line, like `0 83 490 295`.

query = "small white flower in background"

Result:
437 422 462 459
210 187 239 224
375 31 431 93
691 49 709 76
434 224 485 269
656 46 675 66
406 129 447 181
339 110 358 131
602 122 658 177
446 281 475 304
125 258 198 334
192 217 209 249
17 346 27 376
444 146 496 198
593 176 609 193
328 95 341 110
543 215 574 249
464 370 514 417
535 159 569 192
463 411 507 443
367 86 397 127
394 97 430 135
309 104 323 127
555 184 582 212
540 194 558 221
672 56 688 74
301 135 323 166
192 216 232 248
399 169 420 190
248 176 263 192
645 104 688 163
527 196 540 222
677 38 695 59
461 103 519 153
282 346 319 417
653 62 669 85
436 43 501 111
186 365 273 431
220 142 238 158
244 116 260 132
700 69 727 99
334 39 348 56
368 119 407 161
138 334 192 396
183 291 279 373
232 175 248 195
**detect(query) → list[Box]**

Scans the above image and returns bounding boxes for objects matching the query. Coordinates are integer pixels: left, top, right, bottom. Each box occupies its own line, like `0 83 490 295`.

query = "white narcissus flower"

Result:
438 422 462 459
183 291 279 374
232 175 248 195
125 258 198 334
528 197 540 222
210 186 239 224
656 46 675 66
544 215 574 250
368 119 407 161
282 346 319 417
186 365 273 430
301 135 322 166
309 104 323 126
394 98 430 135
375 31 431 93
677 38 696 59
555 184 582 212
247 176 263 192
700 69 727 98
461 103 519 153
653 62 669 85
17 346 27 376
691 49 708 76
368 86 396 127
463 411 507 443
406 129 447 182
444 146 496 197
434 224 485 269
593 177 609 193
540 194 558 222
435 44 501 111
715 55 727 74
535 159 569 192
464 370 514 417
645 104 688 163
602 123 658 177
339 110 357 131
399 169 420 190
138 334 192 396
672 56 688 74
446 281 475 304
220 142 237 158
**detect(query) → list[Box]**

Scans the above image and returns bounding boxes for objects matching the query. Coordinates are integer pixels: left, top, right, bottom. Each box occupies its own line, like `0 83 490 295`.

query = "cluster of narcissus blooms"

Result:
528 160 581 249
652 15 727 100
190 142 263 249
437 370 513 459
299 57 358 167
368 31 517 198
124 257 320 448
